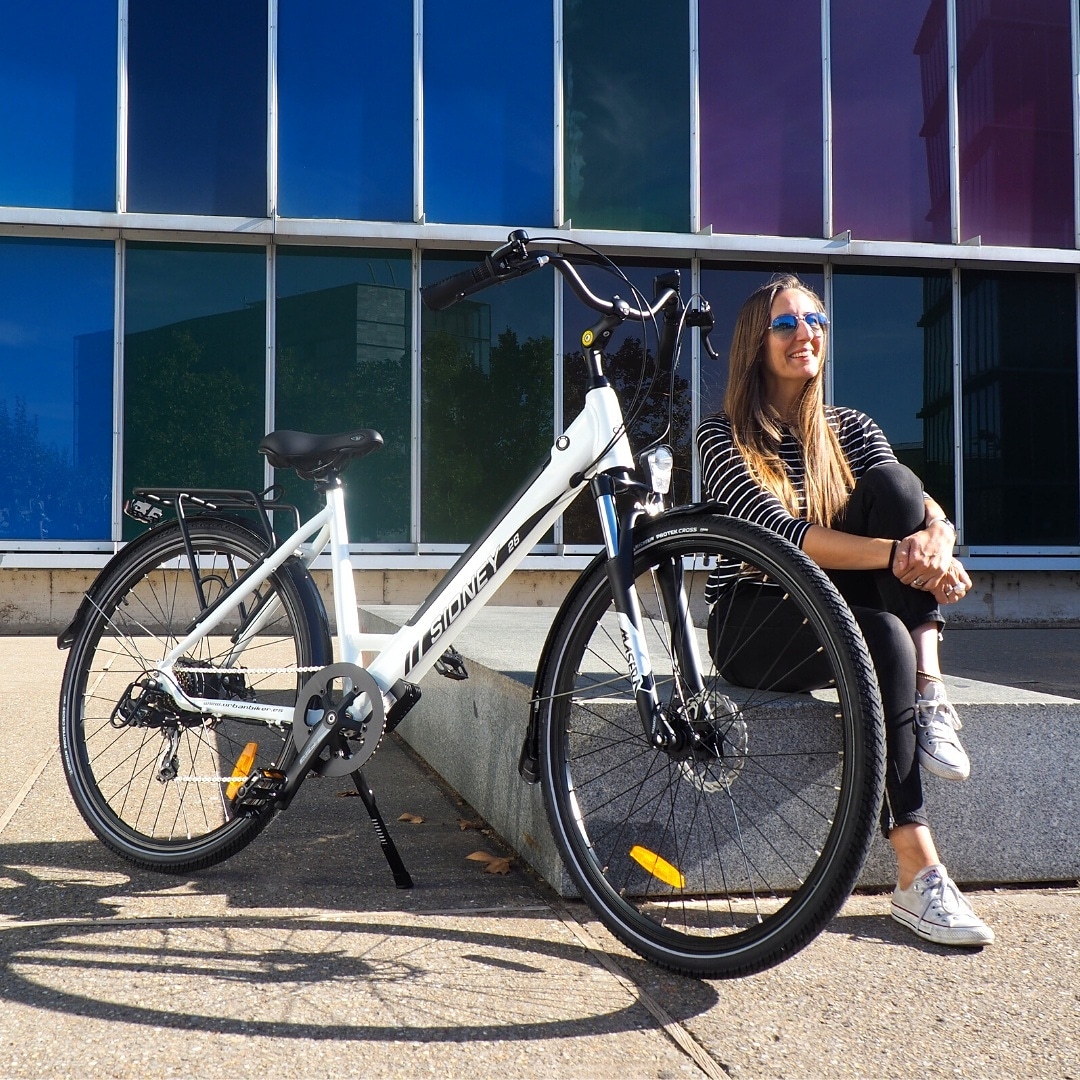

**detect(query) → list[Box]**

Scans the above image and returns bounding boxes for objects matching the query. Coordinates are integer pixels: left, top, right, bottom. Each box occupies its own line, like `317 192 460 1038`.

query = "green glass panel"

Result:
274 248 412 543
563 0 690 232
960 271 1078 544
420 254 554 544
123 244 266 536
561 261 692 544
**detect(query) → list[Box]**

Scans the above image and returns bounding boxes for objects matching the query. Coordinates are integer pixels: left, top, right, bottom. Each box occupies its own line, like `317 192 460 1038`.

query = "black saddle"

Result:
259 428 383 480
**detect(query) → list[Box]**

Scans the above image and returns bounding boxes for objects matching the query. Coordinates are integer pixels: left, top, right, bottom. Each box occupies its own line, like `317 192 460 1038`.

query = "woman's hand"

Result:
892 520 957 594
928 558 971 605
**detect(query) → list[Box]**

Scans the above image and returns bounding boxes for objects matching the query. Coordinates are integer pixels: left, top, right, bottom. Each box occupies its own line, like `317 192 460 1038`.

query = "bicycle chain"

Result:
159 664 319 784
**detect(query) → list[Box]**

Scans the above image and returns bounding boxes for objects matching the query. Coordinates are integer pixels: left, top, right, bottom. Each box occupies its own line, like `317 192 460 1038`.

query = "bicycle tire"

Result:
59 516 327 873
539 511 885 978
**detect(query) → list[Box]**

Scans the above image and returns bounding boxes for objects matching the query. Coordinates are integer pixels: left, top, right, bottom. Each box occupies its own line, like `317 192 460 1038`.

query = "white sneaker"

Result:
916 680 970 781
891 864 994 947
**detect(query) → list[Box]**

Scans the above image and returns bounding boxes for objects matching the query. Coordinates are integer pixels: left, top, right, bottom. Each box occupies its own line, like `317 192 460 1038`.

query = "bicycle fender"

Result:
57 519 187 649
56 515 332 669
519 501 728 783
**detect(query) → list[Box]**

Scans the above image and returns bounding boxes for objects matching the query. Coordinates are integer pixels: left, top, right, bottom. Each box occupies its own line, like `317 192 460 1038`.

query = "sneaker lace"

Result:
918 872 969 924
916 694 962 733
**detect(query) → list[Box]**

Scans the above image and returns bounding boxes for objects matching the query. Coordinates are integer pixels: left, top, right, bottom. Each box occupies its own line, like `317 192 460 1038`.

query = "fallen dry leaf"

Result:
466 850 513 875
398 812 425 824
457 818 484 831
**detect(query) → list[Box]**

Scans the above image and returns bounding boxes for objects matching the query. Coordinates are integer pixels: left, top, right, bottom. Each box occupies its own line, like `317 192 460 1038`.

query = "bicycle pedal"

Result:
231 767 288 814
435 646 468 681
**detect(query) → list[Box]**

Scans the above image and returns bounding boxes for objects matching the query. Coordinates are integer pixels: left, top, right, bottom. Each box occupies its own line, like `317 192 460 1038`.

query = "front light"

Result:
641 445 674 495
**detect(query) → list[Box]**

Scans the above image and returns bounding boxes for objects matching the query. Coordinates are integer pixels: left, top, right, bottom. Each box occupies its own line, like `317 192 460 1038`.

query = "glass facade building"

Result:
2 0 1079 576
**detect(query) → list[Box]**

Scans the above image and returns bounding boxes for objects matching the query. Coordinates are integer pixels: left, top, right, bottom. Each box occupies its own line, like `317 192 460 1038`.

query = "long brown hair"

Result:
722 274 853 526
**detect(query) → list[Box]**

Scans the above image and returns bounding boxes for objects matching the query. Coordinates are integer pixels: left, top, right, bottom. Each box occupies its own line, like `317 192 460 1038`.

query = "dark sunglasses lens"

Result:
771 315 798 333
807 313 828 330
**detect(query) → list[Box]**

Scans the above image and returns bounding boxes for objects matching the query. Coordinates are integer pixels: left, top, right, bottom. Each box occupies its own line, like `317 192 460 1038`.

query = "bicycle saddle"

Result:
259 428 384 479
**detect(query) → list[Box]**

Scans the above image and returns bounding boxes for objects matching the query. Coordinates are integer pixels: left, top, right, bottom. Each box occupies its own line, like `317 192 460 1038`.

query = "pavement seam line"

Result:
0 742 59 838
550 903 729 1080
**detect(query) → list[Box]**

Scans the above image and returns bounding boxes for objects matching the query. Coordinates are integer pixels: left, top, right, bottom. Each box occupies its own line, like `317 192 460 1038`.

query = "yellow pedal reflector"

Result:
629 845 685 889
226 742 258 800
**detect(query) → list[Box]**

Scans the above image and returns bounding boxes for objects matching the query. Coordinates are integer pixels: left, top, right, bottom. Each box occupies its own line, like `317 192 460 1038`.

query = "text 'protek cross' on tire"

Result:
59 517 326 873
538 512 885 978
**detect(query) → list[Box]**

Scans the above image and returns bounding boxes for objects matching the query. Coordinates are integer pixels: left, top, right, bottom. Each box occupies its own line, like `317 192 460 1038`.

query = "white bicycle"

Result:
58 231 884 978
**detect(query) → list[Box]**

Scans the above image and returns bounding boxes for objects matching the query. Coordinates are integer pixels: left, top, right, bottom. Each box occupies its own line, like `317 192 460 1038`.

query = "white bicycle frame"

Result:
149 382 637 728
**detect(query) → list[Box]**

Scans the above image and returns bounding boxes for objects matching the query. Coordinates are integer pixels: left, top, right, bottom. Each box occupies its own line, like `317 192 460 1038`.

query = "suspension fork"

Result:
593 476 674 747
652 550 713 722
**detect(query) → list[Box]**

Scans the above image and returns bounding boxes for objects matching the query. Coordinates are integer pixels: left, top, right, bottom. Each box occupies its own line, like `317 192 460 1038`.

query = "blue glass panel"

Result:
278 1 413 221
699 1 823 237
0 1 117 210
127 0 267 216
0 239 114 540
424 0 553 226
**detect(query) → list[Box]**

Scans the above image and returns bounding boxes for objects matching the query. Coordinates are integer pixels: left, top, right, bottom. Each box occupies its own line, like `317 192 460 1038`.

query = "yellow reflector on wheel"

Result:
226 742 258 800
629 845 685 889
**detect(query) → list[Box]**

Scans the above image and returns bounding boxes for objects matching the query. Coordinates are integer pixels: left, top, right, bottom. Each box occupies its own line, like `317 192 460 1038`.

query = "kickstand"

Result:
352 768 413 889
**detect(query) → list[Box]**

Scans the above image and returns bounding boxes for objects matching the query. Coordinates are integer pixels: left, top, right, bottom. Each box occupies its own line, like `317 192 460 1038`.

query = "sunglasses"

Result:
767 312 829 336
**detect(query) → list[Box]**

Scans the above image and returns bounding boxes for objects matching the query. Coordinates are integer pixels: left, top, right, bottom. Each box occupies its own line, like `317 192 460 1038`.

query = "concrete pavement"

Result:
0 633 1078 1079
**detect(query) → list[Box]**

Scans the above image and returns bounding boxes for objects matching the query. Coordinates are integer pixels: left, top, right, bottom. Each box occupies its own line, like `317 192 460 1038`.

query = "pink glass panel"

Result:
832 0 950 243
957 0 1075 248
699 1 823 238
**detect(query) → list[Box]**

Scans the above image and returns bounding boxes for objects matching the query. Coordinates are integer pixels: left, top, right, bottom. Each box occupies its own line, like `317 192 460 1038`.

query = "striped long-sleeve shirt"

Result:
696 405 898 602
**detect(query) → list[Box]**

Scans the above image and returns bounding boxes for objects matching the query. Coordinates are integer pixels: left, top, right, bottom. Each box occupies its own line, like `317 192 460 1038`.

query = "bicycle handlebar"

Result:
421 230 543 312
420 230 719 357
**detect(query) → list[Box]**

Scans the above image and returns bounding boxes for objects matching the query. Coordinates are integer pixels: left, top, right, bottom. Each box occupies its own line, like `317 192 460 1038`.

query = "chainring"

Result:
291 662 386 778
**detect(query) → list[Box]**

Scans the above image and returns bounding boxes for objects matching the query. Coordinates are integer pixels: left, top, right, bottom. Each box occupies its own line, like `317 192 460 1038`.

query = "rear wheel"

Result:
540 512 885 978
59 517 324 873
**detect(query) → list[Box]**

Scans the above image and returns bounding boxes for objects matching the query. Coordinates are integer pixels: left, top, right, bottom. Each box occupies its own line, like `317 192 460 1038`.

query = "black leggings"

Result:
829 462 943 835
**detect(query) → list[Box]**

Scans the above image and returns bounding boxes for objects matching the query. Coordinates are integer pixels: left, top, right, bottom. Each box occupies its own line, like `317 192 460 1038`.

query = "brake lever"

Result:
686 302 721 361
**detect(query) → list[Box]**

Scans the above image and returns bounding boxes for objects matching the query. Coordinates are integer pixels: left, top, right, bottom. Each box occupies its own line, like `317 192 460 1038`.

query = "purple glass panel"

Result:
832 0 950 243
699 1 823 238
957 0 1074 248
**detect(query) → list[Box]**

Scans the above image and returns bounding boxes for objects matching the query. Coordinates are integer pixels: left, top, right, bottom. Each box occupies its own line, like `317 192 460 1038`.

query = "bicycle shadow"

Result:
0 838 719 1043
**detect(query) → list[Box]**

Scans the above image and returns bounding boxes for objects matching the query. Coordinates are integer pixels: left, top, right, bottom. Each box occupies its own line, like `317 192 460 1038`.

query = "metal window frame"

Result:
4 0 1080 570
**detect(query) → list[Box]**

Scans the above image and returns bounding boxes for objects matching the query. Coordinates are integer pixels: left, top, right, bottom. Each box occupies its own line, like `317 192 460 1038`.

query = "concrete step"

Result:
362 605 1080 895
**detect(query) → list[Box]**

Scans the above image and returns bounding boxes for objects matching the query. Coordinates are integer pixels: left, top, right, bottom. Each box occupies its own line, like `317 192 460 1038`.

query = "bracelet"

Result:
926 516 955 536
888 539 899 571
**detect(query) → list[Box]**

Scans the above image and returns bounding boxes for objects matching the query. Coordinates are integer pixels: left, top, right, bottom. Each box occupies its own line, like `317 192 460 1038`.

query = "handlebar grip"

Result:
421 260 497 312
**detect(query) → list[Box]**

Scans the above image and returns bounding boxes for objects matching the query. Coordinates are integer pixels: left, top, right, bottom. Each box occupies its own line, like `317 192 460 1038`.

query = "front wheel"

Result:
59 517 327 873
539 512 885 978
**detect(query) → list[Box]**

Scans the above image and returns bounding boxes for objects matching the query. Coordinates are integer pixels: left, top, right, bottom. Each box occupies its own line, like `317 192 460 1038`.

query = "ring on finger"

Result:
912 577 925 587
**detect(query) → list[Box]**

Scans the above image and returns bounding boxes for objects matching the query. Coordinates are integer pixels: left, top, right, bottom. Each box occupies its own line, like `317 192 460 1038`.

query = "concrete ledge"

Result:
364 605 1080 895
4 566 1080 633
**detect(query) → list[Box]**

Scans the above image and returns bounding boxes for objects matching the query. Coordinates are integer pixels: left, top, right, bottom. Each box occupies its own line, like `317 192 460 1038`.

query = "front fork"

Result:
593 477 706 748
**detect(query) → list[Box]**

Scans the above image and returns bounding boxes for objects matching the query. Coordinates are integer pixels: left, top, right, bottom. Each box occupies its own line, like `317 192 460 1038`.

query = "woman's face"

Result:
761 288 826 410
